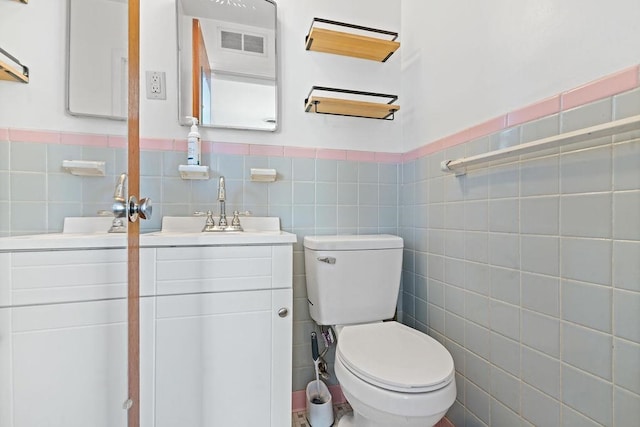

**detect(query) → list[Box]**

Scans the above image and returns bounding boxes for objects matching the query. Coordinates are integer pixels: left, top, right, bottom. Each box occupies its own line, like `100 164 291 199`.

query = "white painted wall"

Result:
0 0 402 153
401 0 640 151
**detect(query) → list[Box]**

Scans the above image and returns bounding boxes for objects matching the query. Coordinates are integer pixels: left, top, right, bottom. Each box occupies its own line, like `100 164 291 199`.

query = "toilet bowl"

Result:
302 235 456 427
334 322 456 427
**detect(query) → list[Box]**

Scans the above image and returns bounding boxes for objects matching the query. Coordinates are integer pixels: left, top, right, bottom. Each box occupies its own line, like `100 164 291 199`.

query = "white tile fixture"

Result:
521 345 561 399
521 382 560 427
490 366 520 413
613 190 640 240
561 192 612 238
520 196 559 235
561 279 612 333
613 338 640 395
562 364 612 426
562 322 613 380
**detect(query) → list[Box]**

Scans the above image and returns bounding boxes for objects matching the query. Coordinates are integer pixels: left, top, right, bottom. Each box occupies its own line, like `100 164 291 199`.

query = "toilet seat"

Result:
337 322 454 393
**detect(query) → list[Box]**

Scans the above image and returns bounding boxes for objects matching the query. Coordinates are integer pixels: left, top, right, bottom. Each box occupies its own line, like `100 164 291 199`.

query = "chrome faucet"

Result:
109 173 127 233
217 176 228 228
113 172 127 202
201 176 244 232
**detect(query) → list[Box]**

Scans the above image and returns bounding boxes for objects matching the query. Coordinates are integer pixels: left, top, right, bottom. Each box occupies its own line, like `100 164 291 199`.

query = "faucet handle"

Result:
202 210 216 232
228 210 244 231
231 211 242 227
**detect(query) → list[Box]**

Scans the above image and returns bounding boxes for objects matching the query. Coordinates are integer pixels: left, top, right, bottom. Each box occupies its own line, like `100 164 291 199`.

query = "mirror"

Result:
177 0 277 131
66 0 128 120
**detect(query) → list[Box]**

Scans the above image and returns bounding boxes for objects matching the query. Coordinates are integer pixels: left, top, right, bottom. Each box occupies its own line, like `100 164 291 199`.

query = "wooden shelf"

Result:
305 18 399 62
304 87 399 120
0 47 29 83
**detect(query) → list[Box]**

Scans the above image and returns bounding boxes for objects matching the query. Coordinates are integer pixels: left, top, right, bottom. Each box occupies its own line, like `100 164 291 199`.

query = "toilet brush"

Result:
311 332 321 399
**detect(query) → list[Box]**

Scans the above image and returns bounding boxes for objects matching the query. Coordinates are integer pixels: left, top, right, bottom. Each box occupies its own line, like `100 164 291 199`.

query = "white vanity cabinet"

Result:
0 229 294 427
149 244 293 427
0 248 131 427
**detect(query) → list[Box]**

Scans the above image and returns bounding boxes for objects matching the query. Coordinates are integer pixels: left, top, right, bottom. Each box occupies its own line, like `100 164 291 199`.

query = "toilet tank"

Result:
303 235 403 325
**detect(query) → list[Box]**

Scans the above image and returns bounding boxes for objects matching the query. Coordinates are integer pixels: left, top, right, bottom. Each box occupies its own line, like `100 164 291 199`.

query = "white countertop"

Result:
0 217 297 251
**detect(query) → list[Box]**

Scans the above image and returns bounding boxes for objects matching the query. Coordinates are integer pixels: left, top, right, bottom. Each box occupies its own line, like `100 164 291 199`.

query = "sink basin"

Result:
143 216 296 246
0 216 296 251
63 216 119 233
0 217 126 251
157 216 282 233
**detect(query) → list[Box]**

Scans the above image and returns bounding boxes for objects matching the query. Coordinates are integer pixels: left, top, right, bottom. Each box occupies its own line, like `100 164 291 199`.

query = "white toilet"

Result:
304 235 456 427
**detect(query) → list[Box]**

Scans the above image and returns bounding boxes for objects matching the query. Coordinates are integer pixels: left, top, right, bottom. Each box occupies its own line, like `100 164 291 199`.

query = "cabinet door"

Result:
8 300 128 427
155 288 291 427
0 307 11 427
271 288 293 426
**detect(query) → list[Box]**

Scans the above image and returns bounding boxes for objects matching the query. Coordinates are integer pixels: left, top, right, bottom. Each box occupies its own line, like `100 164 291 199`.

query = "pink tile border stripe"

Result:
0 128 8 141
8 129 60 144
562 65 640 110
507 95 561 127
61 132 108 147
317 148 347 161
140 138 173 151
108 136 127 148
375 152 403 163
212 142 250 156
250 144 283 157
437 116 507 151
284 146 316 158
347 150 376 162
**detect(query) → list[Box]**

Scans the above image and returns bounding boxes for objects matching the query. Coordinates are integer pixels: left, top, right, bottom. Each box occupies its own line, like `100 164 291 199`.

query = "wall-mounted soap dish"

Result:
250 168 277 182
62 160 106 176
179 164 210 180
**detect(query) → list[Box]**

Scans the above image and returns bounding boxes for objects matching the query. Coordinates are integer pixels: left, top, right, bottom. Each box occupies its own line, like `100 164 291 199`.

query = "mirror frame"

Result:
176 0 279 132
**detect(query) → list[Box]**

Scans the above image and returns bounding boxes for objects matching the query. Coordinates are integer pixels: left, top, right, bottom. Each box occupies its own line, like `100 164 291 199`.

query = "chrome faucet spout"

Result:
217 176 228 227
113 173 127 202
217 176 226 201
109 173 128 233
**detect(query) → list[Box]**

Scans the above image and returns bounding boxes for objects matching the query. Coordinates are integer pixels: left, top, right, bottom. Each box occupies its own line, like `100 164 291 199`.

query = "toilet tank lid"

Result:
303 234 403 250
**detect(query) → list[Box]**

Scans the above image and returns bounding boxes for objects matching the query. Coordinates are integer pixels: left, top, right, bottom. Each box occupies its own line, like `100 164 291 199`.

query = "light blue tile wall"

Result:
3 87 638 415
0 141 399 391
400 88 640 426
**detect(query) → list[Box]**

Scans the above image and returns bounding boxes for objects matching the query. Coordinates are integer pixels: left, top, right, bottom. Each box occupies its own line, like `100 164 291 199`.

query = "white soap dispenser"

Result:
186 116 201 165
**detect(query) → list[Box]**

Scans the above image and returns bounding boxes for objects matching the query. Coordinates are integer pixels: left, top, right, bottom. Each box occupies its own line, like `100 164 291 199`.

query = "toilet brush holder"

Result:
306 379 333 427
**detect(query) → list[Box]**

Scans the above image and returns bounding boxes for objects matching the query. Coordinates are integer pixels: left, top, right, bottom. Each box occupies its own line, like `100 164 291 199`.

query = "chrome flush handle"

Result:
317 256 336 264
